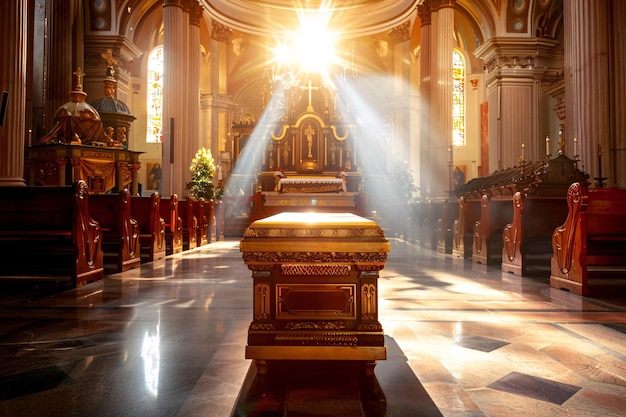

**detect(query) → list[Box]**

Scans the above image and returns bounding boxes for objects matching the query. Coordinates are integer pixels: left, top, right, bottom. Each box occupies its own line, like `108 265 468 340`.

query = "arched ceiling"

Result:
200 0 419 37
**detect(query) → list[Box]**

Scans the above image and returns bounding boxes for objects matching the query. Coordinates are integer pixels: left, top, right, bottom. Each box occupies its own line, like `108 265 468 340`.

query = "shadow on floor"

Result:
232 336 442 417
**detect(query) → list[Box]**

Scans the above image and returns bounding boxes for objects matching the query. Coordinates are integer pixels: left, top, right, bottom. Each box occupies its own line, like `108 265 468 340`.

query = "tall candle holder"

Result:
593 143 607 188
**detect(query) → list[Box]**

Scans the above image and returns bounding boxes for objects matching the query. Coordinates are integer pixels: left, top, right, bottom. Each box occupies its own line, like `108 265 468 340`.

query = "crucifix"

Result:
304 124 315 158
73 67 85 91
300 80 318 112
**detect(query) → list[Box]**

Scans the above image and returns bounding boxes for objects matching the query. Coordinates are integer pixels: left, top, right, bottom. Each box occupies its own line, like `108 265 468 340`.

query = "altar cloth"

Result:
240 212 390 374
278 176 346 193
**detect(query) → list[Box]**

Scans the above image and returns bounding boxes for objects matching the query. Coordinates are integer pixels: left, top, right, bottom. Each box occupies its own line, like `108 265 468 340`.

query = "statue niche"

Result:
298 118 322 172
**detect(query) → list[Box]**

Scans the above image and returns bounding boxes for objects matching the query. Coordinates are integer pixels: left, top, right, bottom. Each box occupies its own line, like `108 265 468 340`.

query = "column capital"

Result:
417 1 431 26
211 20 233 43
188 0 204 27
431 0 456 11
388 21 411 45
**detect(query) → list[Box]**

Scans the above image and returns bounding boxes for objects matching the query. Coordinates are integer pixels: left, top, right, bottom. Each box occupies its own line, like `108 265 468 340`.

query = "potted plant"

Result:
186 147 223 200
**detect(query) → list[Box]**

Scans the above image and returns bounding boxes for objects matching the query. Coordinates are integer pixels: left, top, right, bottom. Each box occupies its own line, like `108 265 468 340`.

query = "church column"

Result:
612 0 626 186
430 0 454 197
187 1 203 169
387 21 414 175
475 37 557 169
162 0 187 196
0 0 28 187
418 1 432 198
45 0 75 134
564 0 611 186
204 21 233 170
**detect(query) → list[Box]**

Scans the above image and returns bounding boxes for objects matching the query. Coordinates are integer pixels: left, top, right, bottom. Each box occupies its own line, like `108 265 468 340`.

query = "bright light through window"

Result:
146 46 163 143
272 1 339 75
452 50 465 147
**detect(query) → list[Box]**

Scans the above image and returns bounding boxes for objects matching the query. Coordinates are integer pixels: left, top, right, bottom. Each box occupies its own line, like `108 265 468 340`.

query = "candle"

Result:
598 143 603 178
521 143 525 161
546 136 550 156
573 137 578 156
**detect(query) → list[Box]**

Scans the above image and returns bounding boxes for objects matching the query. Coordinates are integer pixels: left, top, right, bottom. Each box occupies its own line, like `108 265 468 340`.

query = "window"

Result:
452 50 465 147
146 46 164 143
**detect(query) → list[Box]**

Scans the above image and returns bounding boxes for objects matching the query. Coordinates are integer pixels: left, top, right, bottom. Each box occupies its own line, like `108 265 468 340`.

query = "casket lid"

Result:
240 212 390 255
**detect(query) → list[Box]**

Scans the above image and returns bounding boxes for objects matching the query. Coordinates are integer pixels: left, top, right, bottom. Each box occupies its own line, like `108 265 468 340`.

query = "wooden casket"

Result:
240 212 390 374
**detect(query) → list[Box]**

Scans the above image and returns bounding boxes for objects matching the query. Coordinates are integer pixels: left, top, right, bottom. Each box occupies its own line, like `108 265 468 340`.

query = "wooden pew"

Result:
501 193 567 276
452 196 482 259
204 198 217 242
131 193 166 263
436 198 459 254
194 198 209 247
550 183 626 296
472 195 513 265
89 189 141 273
0 180 103 287
423 198 443 250
160 194 183 255
178 198 198 251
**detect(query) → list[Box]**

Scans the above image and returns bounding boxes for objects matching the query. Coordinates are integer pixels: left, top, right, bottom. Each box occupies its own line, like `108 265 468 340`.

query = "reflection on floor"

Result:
0 239 625 417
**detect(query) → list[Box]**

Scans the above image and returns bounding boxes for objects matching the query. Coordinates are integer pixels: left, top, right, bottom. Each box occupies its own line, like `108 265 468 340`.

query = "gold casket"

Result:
240 212 390 374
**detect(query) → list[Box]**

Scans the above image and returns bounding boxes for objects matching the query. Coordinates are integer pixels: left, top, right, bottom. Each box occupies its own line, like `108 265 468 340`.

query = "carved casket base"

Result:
240 212 390 374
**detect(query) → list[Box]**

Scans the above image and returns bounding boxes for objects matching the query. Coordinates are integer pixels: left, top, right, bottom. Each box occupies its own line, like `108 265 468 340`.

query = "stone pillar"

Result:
162 0 187 196
46 0 74 133
610 1 626 187
564 0 611 186
476 36 558 169
186 1 203 187
0 0 28 187
388 21 412 161
418 1 432 198
430 0 454 197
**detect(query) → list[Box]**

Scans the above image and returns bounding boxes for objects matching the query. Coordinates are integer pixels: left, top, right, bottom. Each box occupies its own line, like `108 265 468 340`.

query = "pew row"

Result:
501 193 567 276
550 183 626 296
131 193 166 263
472 195 513 265
452 196 481 259
179 198 198 251
194 198 209 247
0 181 103 287
89 189 141 273
160 194 183 255
436 199 459 254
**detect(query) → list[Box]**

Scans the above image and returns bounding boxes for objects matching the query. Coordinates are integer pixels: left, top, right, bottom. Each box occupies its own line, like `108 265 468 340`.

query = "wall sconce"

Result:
470 79 479 90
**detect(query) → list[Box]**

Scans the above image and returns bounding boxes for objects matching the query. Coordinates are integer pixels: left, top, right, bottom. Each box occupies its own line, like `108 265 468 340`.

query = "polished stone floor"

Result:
1 239 626 417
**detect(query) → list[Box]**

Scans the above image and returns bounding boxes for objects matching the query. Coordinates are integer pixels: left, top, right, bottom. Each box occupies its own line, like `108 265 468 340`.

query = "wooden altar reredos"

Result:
231 73 361 192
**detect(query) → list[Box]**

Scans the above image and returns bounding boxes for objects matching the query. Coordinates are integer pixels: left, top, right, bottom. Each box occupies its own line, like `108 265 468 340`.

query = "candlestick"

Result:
545 136 550 156
521 143 525 161
573 137 578 156
598 143 602 178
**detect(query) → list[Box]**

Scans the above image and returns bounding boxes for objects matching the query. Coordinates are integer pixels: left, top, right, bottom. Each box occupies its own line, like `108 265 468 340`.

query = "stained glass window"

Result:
146 46 163 143
452 50 465 147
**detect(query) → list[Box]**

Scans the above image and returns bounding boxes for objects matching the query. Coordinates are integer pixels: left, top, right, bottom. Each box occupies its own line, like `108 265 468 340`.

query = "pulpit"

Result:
240 212 390 374
25 143 142 195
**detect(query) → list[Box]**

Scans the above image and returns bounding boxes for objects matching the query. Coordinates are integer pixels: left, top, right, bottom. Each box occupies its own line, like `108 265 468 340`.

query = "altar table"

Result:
240 212 390 374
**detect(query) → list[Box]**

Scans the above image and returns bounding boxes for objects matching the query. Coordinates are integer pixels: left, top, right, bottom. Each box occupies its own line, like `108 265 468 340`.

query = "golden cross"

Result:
73 67 85 90
300 80 318 111
101 49 118 67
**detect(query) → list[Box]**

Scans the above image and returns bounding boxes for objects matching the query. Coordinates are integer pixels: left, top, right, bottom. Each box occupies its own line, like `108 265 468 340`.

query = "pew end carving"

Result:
550 183 626 296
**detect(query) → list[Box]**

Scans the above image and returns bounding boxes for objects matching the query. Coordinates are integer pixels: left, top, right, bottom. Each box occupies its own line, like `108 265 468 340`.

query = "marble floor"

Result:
1 239 626 417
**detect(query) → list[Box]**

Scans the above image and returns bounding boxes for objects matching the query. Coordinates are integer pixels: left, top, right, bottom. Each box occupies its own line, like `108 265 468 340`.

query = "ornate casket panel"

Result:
240 212 390 373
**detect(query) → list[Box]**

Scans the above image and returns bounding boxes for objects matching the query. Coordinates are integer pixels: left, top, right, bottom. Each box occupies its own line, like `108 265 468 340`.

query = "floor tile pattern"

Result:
0 239 625 416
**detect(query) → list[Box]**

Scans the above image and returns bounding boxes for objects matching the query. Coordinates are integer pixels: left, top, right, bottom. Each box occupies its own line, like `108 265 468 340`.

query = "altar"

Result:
277 176 346 193
240 212 390 374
